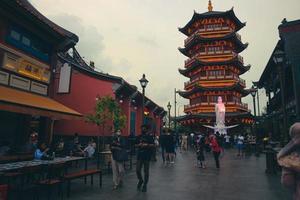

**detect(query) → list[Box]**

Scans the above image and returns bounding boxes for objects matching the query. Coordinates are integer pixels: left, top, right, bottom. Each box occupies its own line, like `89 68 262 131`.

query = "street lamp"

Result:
167 102 172 129
273 49 288 144
250 85 259 155
139 74 148 125
250 85 257 117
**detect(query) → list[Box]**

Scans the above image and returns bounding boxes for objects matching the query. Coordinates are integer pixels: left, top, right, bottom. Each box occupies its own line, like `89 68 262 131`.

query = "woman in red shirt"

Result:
210 134 221 169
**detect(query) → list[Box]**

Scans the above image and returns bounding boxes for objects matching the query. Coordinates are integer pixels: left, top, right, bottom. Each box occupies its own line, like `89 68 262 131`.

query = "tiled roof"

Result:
14 0 79 42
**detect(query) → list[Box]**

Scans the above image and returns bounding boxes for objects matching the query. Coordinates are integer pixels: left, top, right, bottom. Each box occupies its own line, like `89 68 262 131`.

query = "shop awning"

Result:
0 86 82 120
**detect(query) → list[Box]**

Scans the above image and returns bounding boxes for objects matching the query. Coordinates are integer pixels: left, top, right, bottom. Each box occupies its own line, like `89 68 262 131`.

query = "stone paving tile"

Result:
67 150 291 200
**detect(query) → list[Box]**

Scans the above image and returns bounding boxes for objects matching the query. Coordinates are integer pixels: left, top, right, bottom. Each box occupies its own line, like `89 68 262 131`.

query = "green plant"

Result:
85 96 126 149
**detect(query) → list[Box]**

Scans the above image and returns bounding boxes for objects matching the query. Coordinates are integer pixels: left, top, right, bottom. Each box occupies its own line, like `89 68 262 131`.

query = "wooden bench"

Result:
64 169 102 197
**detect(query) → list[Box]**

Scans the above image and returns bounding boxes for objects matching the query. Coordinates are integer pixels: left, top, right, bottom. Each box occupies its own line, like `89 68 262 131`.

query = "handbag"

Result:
114 148 129 162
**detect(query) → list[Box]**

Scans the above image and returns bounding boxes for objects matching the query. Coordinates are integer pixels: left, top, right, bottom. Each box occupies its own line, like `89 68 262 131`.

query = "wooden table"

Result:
0 156 85 172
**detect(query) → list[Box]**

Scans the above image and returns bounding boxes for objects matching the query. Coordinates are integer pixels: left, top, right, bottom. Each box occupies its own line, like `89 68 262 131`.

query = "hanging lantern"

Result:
144 107 150 116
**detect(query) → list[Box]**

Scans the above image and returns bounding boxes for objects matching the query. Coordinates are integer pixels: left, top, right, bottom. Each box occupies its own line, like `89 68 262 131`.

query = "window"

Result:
227 95 233 102
22 36 30 46
199 46 206 52
10 30 20 41
200 71 206 77
208 70 224 77
191 98 201 105
225 70 232 76
6 26 51 62
200 96 208 102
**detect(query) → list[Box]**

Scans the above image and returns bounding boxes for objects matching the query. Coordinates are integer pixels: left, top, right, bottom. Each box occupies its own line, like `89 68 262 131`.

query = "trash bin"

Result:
265 146 277 174
0 184 8 200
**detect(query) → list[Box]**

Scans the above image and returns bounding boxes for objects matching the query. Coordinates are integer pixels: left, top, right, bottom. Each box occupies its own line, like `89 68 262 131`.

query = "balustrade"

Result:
185 50 242 68
184 74 246 88
184 101 249 112
184 25 234 45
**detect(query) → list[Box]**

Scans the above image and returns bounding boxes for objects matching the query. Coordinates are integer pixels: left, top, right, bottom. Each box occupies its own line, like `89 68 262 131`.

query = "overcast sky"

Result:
31 0 300 115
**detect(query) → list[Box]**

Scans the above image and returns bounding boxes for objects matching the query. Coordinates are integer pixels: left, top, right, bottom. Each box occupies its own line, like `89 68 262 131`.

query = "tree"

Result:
85 96 126 150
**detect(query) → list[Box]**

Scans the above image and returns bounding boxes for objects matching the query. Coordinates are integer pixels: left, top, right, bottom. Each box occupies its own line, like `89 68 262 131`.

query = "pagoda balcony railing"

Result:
184 75 246 88
184 51 244 68
184 26 234 45
184 53 201 67
184 101 248 112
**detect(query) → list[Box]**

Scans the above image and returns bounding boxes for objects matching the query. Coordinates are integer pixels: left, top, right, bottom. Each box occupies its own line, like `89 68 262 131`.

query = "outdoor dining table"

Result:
0 156 85 173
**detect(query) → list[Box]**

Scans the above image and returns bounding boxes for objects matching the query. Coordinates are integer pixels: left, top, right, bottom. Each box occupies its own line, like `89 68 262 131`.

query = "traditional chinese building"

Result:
177 1 253 130
258 18 300 143
53 48 166 137
0 0 82 154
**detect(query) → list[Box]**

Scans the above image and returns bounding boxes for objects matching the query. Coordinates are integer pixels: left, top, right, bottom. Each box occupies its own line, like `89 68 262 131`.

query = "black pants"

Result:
161 147 165 162
136 160 150 185
213 151 220 168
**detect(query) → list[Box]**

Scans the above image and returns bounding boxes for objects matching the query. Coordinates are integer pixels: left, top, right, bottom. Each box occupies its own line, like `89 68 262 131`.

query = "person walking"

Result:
237 134 245 157
224 134 231 149
110 130 127 190
210 133 221 169
196 135 206 168
159 130 167 164
136 125 155 192
165 130 175 164
181 134 188 151
278 123 300 200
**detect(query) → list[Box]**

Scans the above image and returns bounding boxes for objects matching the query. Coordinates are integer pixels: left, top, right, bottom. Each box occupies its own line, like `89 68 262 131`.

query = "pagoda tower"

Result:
177 1 254 129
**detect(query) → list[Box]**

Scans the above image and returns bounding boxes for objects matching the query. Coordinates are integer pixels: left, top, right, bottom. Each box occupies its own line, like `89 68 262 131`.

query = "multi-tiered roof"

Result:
177 1 253 127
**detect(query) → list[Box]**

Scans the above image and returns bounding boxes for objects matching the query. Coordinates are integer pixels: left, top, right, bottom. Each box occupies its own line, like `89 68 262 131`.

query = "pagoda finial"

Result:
208 0 213 12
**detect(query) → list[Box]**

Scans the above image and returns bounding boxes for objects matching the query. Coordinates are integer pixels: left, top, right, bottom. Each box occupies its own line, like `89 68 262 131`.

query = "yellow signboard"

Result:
3 53 50 83
18 60 50 83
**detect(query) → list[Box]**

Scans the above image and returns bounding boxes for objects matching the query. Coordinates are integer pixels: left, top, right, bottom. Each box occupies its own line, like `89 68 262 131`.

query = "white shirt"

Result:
84 145 95 157
237 136 244 145
225 135 230 143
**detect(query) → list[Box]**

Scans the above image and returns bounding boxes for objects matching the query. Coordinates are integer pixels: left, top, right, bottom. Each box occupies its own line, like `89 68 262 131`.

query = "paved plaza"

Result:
68 150 291 200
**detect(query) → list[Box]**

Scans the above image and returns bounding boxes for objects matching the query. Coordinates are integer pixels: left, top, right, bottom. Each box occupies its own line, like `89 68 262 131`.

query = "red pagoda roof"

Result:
179 8 246 36
178 82 250 98
178 56 251 77
179 32 248 57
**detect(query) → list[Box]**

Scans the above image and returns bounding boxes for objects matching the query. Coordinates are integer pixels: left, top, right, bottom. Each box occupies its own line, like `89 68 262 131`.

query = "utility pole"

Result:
257 89 260 116
174 88 177 134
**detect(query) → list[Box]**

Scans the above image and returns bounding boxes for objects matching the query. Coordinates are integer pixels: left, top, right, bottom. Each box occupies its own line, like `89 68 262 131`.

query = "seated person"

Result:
84 140 96 158
0 141 11 156
34 142 50 160
73 143 85 157
55 138 65 156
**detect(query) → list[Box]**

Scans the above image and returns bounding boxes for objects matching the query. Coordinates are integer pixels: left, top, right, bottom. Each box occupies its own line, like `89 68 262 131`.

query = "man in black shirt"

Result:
136 124 155 192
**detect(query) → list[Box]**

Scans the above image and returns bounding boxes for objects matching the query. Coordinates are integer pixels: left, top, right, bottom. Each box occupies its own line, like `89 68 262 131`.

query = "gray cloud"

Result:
50 13 133 75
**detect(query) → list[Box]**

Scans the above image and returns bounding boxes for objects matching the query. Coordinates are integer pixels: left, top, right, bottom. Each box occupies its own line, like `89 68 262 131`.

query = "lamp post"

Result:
139 74 148 125
273 49 288 144
250 85 257 117
250 85 259 155
167 102 172 129
257 89 260 116
174 88 177 134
